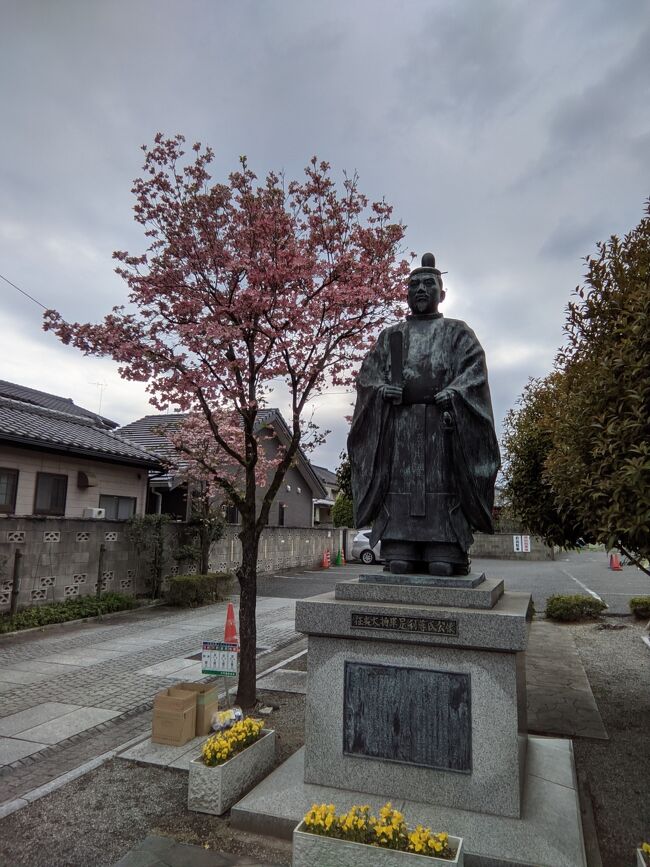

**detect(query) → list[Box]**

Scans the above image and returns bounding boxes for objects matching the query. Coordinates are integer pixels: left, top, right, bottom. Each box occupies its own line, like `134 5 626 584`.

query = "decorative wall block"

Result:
104 531 118 542
0 590 10 606
120 578 133 590
6 530 25 543
170 565 179 576
63 585 79 598
43 531 61 543
126 569 135 578
94 580 108 592
31 588 47 601
76 531 90 542
72 573 88 584
39 576 55 588
187 564 197 574
1 581 11 592
101 570 114 581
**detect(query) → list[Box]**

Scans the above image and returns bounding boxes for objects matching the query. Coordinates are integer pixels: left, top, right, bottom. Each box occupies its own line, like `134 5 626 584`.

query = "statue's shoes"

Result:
428 561 454 576
388 560 414 574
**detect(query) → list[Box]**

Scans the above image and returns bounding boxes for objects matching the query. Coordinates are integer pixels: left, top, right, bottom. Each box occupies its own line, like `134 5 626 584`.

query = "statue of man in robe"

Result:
348 253 500 577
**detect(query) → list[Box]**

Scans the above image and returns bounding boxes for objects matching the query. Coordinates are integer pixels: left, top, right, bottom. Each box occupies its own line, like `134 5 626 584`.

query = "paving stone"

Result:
0 736 48 766
135 658 199 677
1 660 83 675
0 702 82 736
14 706 120 744
0 669 50 685
255 669 306 695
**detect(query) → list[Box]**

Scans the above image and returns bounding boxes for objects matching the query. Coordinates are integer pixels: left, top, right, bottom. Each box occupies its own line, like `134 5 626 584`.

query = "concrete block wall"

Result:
208 525 345 576
0 517 345 612
470 532 555 561
0 517 170 611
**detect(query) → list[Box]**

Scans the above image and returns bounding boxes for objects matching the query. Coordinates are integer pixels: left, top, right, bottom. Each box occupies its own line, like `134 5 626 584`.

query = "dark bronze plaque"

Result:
351 612 458 636
343 662 471 772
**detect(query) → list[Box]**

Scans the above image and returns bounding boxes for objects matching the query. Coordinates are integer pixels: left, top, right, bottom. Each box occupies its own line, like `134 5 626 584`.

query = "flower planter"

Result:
292 821 464 867
187 728 275 815
638 849 649 867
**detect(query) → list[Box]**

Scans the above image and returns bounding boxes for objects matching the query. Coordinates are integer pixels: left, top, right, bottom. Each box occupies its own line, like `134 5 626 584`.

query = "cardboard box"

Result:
173 682 220 736
151 688 196 746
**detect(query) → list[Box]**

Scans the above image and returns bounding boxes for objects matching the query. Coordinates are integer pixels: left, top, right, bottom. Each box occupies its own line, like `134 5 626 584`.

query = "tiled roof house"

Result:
0 381 159 520
118 410 327 527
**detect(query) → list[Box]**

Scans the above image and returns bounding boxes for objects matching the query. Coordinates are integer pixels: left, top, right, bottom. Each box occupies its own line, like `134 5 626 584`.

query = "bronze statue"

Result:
348 253 500 576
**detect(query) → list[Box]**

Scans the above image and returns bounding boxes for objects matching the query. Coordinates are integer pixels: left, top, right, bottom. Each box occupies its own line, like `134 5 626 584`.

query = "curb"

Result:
0 599 167 640
0 730 149 821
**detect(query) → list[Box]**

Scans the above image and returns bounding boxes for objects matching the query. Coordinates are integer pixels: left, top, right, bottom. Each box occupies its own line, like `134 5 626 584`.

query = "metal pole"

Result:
96 543 105 599
10 549 22 618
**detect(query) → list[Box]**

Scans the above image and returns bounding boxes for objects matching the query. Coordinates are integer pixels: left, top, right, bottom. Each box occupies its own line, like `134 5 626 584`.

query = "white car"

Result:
351 529 382 565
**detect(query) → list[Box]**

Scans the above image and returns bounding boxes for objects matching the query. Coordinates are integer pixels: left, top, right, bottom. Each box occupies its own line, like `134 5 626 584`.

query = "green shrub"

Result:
545 594 607 622
0 593 138 634
166 573 232 607
629 596 650 620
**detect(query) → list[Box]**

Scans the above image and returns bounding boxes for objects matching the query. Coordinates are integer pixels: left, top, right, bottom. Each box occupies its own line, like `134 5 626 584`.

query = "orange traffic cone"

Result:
609 553 622 571
322 549 330 568
224 602 239 648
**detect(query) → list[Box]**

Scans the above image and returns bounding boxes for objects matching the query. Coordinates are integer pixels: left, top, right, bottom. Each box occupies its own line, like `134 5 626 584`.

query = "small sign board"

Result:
202 640 238 677
521 534 531 553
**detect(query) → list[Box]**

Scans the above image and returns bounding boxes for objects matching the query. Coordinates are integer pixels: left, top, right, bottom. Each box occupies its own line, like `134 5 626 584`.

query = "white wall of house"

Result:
0 444 149 518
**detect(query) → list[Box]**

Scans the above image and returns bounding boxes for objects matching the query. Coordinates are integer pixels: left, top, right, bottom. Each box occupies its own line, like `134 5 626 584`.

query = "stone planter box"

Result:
187 728 275 816
638 849 649 867
292 822 464 866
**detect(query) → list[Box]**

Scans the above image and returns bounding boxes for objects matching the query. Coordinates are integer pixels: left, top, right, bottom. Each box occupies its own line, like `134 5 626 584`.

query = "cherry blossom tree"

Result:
44 134 409 705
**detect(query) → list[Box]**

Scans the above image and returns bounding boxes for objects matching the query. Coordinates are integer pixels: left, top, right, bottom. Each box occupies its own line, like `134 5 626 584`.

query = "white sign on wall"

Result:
513 535 531 553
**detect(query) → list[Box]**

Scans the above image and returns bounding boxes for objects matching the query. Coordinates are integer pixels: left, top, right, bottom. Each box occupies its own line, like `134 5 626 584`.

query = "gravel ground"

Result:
0 690 302 867
0 621 648 867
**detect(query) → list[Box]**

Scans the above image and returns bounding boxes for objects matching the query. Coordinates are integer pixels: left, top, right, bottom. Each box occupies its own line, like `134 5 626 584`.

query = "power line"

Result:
0 272 49 310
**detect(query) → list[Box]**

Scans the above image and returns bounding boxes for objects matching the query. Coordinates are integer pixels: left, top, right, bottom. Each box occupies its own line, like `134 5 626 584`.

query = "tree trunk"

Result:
236 522 259 708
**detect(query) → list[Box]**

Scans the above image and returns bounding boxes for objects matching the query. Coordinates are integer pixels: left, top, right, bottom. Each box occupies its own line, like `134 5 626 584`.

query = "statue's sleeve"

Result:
347 331 394 529
444 324 501 533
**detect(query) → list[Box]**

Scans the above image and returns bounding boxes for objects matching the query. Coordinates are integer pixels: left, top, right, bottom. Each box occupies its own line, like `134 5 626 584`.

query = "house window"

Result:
0 468 18 514
34 473 68 516
223 503 240 525
278 502 286 527
99 495 137 520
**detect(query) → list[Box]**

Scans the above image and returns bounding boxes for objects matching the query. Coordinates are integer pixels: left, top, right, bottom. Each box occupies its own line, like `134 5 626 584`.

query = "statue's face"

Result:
407 272 443 315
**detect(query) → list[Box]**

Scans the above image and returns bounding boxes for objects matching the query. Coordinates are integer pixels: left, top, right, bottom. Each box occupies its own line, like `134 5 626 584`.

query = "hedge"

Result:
165 573 233 607
629 596 650 620
0 593 138 634
544 594 607 622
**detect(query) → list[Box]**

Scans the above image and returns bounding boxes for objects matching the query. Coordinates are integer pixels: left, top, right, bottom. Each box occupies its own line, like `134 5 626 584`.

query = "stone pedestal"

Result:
296 574 531 819
232 571 588 866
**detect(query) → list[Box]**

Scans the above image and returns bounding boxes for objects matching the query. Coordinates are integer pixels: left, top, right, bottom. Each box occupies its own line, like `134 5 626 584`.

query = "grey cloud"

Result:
538 215 607 261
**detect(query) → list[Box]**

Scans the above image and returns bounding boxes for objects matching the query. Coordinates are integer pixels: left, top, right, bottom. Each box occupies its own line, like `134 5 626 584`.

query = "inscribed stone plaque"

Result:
343 662 471 772
351 612 458 635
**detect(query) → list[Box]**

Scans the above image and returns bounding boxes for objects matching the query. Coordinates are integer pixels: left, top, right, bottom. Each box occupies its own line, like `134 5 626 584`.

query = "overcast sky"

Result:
1 0 648 471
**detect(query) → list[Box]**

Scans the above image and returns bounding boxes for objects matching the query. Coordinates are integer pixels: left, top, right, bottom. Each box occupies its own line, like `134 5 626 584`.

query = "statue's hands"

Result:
434 389 453 406
380 384 403 404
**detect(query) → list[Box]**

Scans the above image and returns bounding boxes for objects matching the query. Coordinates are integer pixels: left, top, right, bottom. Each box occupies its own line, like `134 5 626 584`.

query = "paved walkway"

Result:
0 597 298 812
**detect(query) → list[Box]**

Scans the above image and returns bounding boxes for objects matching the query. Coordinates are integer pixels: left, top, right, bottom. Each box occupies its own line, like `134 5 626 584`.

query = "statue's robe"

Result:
348 314 500 555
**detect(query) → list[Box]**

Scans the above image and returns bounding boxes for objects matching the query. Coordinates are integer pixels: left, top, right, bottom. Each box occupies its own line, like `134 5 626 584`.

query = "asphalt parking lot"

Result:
257 549 649 615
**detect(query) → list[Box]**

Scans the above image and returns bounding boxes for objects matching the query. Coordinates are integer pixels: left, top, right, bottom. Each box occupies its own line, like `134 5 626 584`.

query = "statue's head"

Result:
407 252 445 316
